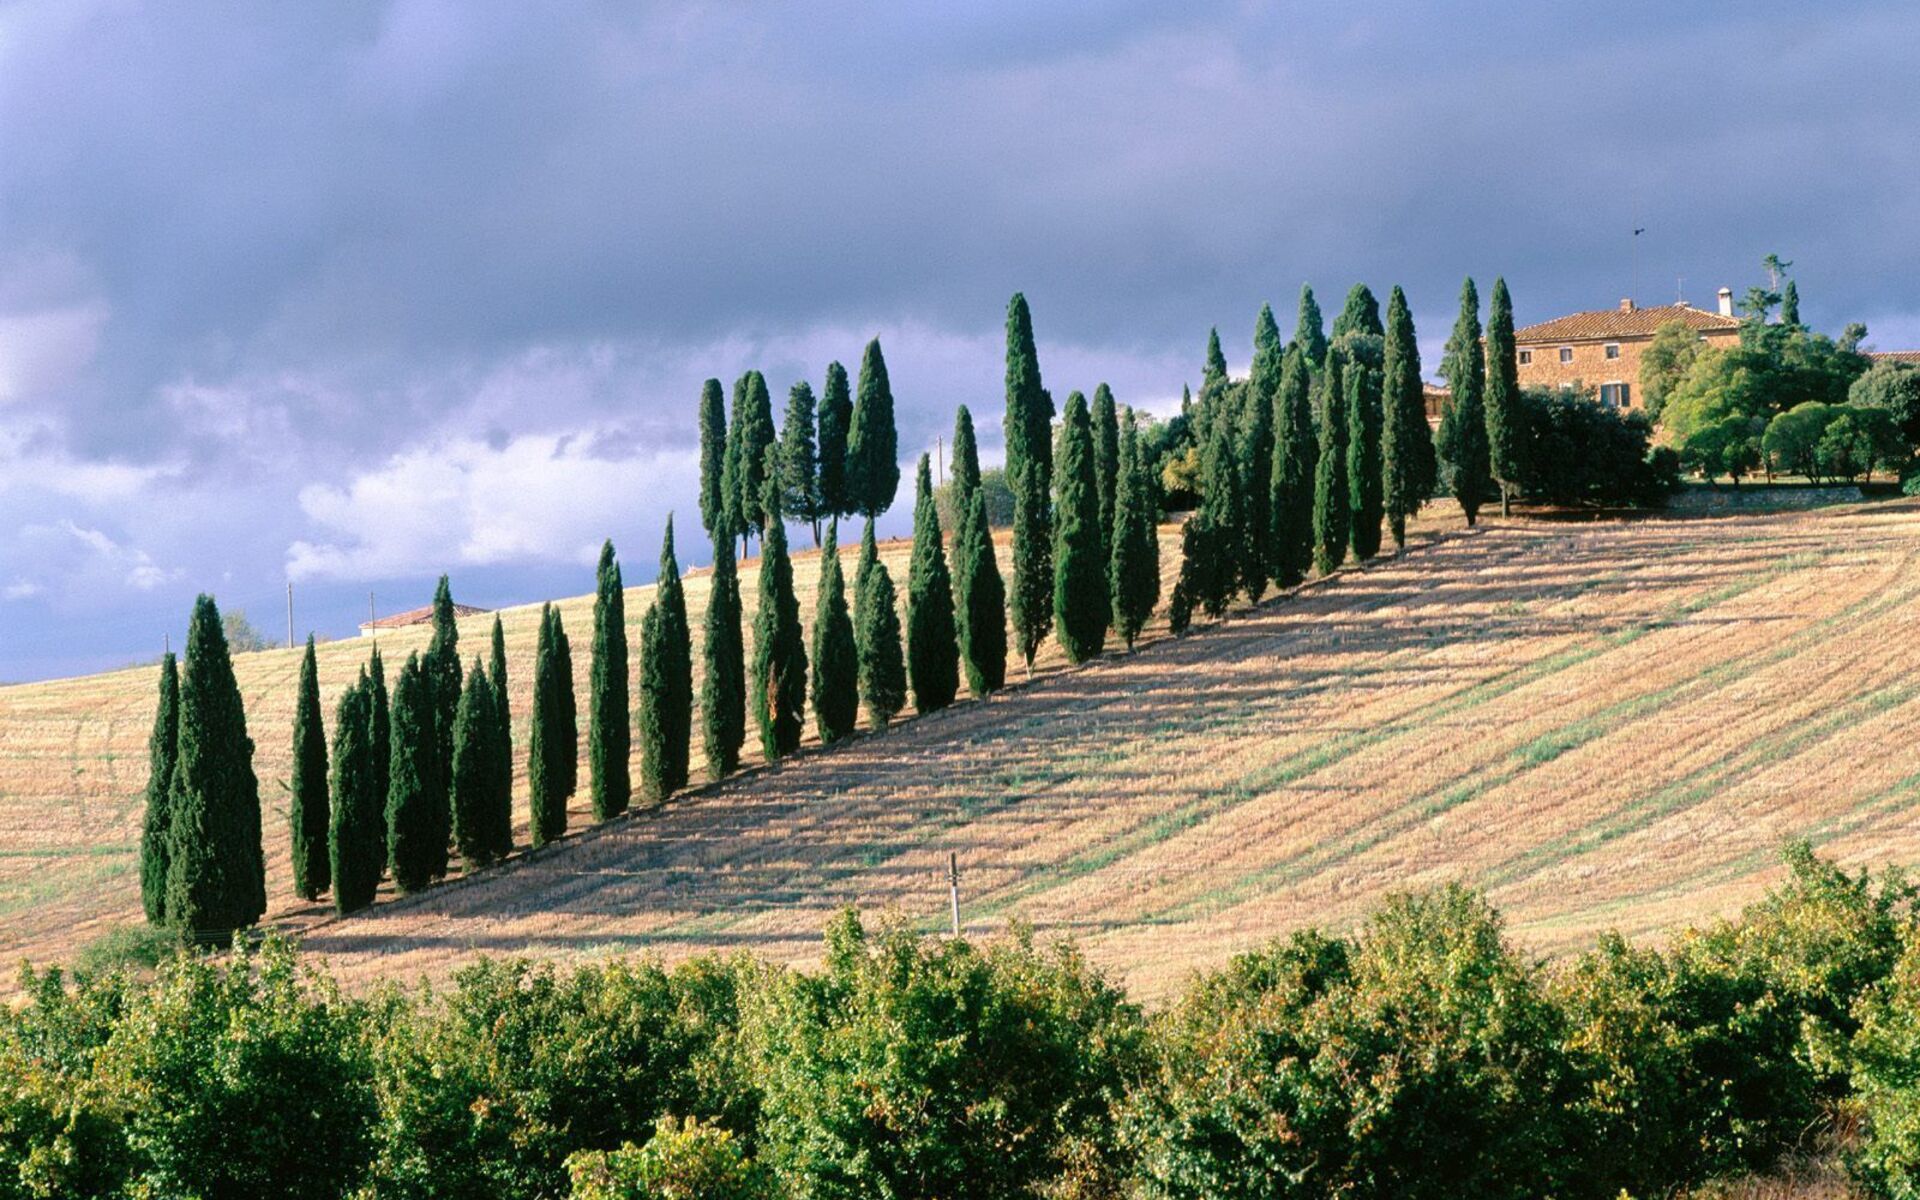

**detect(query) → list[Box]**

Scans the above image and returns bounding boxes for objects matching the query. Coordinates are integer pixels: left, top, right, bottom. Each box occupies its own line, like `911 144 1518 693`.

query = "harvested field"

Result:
6 499 1920 1001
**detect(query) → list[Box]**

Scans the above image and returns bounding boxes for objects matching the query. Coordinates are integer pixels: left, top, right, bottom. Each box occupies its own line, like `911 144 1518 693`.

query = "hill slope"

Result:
9 501 1920 1000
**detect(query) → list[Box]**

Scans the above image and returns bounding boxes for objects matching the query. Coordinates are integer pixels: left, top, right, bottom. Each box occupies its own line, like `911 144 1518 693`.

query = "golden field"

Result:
5 499 1920 1004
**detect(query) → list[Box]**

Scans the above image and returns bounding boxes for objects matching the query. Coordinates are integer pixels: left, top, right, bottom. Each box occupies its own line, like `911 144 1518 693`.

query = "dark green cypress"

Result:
1052 392 1107 662
905 455 960 711
529 606 572 847
1244 304 1283 592
290 634 329 901
1342 329 1386 562
951 404 983 506
164 594 265 941
810 523 860 743
951 405 1006 697
1313 347 1351 576
1294 284 1328 368
1196 328 1229 443
751 449 808 759
328 680 381 915
1437 278 1490 526
486 616 507 767
589 540 631 821
139 650 180 924
846 339 900 518
1484 277 1522 516
1331 282 1384 340
452 659 501 869
1381 286 1433 548
1270 345 1318 587
700 530 747 780
1109 409 1160 648
854 517 907 731
725 371 776 546
1781 279 1802 326
367 645 390 831
1196 412 1244 618
553 608 578 803
484 657 513 861
424 576 461 881
1203 328 1229 394
1003 293 1054 498
1091 383 1119 568
779 380 823 544
698 378 727 536
386 653 436 892
640 518 694 801
817 361 854 524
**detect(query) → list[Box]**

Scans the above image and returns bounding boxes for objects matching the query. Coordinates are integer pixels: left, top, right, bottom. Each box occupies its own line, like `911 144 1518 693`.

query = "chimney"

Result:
1619 298 1635 313
1717 287 1734 317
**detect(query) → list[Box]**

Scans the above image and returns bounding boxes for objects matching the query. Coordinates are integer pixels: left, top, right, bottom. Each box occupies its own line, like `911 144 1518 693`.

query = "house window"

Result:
1518 349 1533 365
1599 382 1631 408
1558 347 1574 364
1604 343 1621 360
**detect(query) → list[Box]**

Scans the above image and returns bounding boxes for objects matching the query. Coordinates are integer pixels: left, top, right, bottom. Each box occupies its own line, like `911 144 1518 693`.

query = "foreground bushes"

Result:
6 845 1920 1199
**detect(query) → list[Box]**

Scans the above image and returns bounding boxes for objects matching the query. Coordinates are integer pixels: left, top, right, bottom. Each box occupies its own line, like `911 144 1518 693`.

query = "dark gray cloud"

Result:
3 0 1917 678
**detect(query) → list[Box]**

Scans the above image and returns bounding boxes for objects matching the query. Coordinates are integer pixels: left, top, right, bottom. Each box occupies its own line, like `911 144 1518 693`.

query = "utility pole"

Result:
369 591 377 644
936 435 944 487
285 582 294 649
947 851 961 938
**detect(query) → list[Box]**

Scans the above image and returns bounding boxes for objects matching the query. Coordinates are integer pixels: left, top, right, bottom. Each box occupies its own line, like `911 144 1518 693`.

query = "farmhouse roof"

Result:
1514 302 1741 344
359 602 490 632
1871 350 1920 365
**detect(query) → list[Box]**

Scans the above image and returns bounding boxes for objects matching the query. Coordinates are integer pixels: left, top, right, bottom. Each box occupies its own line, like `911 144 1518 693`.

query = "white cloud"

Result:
0 300 109 406
3 581 42 601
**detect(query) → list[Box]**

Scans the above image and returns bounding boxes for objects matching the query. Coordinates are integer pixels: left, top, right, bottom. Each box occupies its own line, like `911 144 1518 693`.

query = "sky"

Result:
3 1 1918 681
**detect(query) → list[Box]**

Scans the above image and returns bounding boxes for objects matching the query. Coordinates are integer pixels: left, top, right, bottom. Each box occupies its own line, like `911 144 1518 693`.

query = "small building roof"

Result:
1870 350 1920 365
359 602 490 632
1515 302 1741 344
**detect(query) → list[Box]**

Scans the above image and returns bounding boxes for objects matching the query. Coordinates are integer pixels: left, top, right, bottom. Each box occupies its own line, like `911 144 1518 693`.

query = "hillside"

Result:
7 501 1920 1001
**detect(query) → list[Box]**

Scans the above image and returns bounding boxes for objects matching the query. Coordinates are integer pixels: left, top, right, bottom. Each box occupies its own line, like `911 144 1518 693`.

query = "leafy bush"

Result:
566 1116 771 1200
933 466 1015 533
1852 938 1920 1197
1514 386 1676 506
1850 359 1920 444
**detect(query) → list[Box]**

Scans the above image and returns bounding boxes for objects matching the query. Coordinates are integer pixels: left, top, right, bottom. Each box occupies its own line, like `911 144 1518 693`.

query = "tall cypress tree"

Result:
1109 409 1160 648
640 518 694 800
1331 282 1384 340
589 540 631 821
1342 329 1387 562
1437 278 1491 526
1294 284 1328 368
1052 392 1108 662
1196 412 1244 618
164 595 265 941
486 616 507 768
724 371 776 547
1091 383 1120 568
810 523 860 743
529 605 573 847
139 650 180 924
1312 347 1351 576
1270 345 1318 587
701 530 747 780
816 360 853 526
779 380 823 545
951 405 1006 697
1003 293 1053 498
1484 276 1522 516
367 645 391 838
751 450 807 759
1244 304 1284 592
386 653 436 893
452 660 501 869
290 634 329 901
553 608 578 804
698 378 727 536
1381 286 1434 549
853 517 907 731
424 576 461 881
1780 278 1802 326
328 680 382 915
846 338 900 518
905 455 960 711
951 404 982 506
1004 294 1054 673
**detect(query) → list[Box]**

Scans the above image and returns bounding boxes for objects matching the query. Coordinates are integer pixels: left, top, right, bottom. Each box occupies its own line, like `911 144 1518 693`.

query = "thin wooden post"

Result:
948 851 961 938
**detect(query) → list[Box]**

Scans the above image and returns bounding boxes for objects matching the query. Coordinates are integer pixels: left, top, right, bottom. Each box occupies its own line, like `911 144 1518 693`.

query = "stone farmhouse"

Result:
1512 289 1743 411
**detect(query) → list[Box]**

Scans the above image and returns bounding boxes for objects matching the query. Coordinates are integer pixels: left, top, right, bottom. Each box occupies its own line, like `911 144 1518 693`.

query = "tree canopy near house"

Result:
1661 299 1870 445
1638 320 1704 421
1850 359 1920 445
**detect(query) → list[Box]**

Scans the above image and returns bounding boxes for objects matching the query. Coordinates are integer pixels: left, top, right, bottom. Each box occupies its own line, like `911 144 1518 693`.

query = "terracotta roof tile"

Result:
359 602 490 631
1514 303 1741 344
1871 350 1920 365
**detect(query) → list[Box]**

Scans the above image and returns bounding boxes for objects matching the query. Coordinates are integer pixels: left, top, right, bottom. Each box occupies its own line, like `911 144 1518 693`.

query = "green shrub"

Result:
1852 937 1920 1197
566 1116 771 1200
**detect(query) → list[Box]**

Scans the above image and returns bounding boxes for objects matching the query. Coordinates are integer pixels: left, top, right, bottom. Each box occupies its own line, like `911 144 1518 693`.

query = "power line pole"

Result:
947 851 961 938
285 582 294 649
936 435 944 487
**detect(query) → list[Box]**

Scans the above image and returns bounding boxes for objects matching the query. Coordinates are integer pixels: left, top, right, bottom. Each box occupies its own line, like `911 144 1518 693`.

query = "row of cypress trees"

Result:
1437 276 1525 524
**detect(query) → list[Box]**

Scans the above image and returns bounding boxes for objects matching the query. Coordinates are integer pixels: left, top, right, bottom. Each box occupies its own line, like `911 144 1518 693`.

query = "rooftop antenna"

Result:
1676 275 1686 305
1631 226 1646 304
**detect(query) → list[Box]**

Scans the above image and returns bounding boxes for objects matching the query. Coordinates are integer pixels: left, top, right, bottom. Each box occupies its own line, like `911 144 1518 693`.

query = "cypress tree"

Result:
1196 412 1244 617
1243 304 1283 593
139 650 179 924
1003 292 1054 498
698 378 727 536
1437 278 1491 526
700 530 747 780
640 518 694 801
751 449 808 759
553 607 578 803
780 380 823 544
1109 410 1161 648
290 635 330 901
1091 383 1119 568
951 405 1006 697
1270 344 1318 587
328 680 381 915
1313 347 1351 576
1052 392 1107 662
424 576 461 880
1294 284 1328 368
724 371 776 546
164 594 265 941
1342 329 1387 561
1484 276 1522 516
1331 282 1384 339
529 605 571 847
817 360 854 525
1781 279 1802 327
452 659 501 869
846 338 900 518
1381 285 1435 548
853 517 907 730
386 653 436 892
906 454 961 711
951 404 983 507
486 616 508 767
367 645 390 830
810 523 860 743
1196 327 1229 442
484 658 513 861
1168 516 1201 636
589 540 631 821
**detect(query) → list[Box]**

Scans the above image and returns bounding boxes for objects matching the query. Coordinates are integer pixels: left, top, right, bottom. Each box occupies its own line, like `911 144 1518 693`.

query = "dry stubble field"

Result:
5 500 1920 1001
